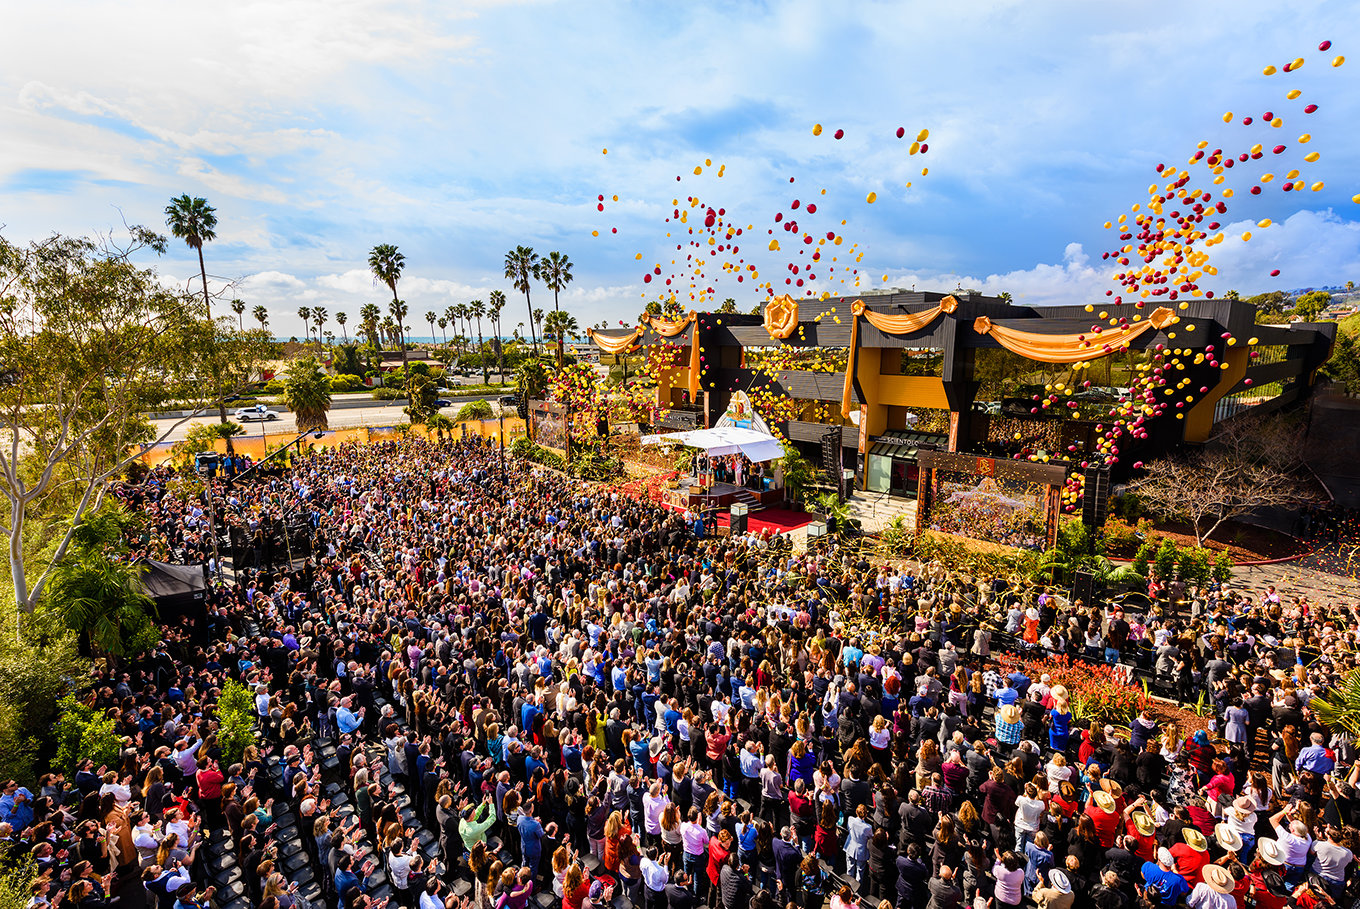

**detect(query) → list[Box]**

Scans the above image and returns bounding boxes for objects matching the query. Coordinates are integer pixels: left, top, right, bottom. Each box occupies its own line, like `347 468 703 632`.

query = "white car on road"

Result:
235 405 281 422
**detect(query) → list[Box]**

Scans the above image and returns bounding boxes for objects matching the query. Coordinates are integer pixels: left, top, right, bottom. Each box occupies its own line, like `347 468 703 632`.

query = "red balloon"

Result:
1272 144 1286 154
806 203 817 213
643 274 652 283
1320 40 1332 51
833 129 844 139
1270 269 1281 276
896 127 905 138
1251 186 1262 194
1242 116 1253 125
919 143 928 153
1305 104 1319 113
1263 111 1274 120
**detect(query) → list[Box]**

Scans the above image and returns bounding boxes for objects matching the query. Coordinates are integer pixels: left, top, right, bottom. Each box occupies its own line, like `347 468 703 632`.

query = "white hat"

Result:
1202 863 1234 894
1214 823 1243 853
1256 838 1285 866
1157 847 1175 867
1048 869 1071 894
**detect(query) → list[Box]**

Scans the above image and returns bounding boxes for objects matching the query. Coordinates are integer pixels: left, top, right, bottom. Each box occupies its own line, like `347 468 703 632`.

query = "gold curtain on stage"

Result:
841 295 959 417
587 326 642 354
972 306 1177 364
688 324 701 398
640 310 696 338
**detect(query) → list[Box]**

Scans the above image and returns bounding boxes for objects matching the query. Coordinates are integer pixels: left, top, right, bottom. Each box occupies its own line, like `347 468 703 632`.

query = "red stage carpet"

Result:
714 506 816 535
659 501 816 535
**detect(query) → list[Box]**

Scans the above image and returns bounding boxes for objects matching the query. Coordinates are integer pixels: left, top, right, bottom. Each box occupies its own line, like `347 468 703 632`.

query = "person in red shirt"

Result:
1124 807 1158 862
706 828 732 895
1248 869 1290 909
1085 789 1121 848
194 758 225 826
1171 826 1212 885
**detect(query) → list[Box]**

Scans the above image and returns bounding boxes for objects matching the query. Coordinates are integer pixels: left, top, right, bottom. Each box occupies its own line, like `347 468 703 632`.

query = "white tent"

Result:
641 425 785 462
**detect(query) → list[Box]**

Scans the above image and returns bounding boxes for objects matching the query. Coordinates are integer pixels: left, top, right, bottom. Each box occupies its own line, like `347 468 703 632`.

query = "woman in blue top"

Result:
1048 687 1072 754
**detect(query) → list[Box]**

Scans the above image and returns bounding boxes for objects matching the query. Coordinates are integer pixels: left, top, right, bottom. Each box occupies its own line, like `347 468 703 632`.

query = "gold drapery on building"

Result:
840 295 959 417
688 323 701 399
586 326 643 355
972 306 1177 364
763 294 800 340
640 310 696 338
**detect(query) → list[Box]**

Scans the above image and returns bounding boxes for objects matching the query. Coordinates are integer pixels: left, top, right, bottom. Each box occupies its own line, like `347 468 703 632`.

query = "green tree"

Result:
333 343 364 379
425 311 437 347
369 244 410 390
252 304 269 331
779 443 817 504
539 250 573 314
488 290 507 382
505 246 540 350
544 309 580 369
297 306 312 343
404 371 439 425
360 303 382 348
717 298 737 314
164 194 217 319
1293 290 1331 322
283 357 333 432
53 693 121 775
0 229 268 613
454 399 494 421
470 299 488 383
1322 324 1360 394
514 359 550 420
217 679 257 764
230 298 245 330
0 844 37 909
313 306 328 345
0 607 85 784
46 503 157 658
335 310 348 343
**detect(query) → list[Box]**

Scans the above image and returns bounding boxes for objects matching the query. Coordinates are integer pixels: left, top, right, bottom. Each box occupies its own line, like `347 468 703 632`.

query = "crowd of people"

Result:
3 434 1360 909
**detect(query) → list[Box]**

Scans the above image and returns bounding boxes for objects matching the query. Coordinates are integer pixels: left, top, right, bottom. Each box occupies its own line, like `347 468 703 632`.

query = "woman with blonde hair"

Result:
1048 685 1072 754
915 739 941 791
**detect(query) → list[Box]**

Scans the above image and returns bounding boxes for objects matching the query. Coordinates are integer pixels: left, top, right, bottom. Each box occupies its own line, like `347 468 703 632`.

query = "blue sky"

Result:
2 0 1359 338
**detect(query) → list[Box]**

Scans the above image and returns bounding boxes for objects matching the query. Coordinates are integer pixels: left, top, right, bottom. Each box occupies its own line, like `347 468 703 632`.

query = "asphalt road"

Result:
151 397 511 443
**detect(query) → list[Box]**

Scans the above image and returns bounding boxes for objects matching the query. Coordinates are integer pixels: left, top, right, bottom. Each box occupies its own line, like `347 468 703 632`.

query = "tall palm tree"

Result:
425 311 437 348
252 304 269 331
532 308 545 346
369 244 410 389
539 251 573 314
543 310 580 369
313 306 328 346
380 317 398 348
283 357 333 432
360 303 381 347
437 317 448 350
230 298 245 330
443 305 458 350
504 246 540 351
297 306 312 343
335 311 349 343
469 299 488 383
164 194 217 320
488 289 507 382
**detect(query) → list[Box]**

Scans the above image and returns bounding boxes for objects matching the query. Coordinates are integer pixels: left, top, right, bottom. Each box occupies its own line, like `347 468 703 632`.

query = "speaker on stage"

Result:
1071 570 1095 607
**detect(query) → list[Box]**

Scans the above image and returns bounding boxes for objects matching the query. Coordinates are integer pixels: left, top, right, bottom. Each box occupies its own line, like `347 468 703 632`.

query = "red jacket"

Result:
196 768 224 801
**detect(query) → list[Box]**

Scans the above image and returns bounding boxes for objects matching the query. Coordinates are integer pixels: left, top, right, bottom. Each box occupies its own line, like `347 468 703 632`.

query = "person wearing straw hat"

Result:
1188 862 1236 909
1213 823 1243 859
996 703 1023 747
1171 827 1211 885
1085 789 1120 848
1032 867 1073 909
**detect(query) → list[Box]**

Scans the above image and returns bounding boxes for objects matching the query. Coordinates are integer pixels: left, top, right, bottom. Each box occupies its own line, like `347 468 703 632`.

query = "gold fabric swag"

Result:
972 306 1177 364
841 295 959 417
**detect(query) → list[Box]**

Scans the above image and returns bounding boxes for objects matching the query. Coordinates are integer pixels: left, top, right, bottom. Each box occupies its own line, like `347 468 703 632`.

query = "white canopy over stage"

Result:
641 426 785 463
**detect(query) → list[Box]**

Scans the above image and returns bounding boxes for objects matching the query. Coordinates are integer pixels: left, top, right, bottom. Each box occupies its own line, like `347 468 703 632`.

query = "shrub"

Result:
454 399 494 422
261 378 286 395
1212 551 1233 584
329 374 364 393
1153 538 1178 582
53 694 121 776
371 387 403 400
217 680 257 764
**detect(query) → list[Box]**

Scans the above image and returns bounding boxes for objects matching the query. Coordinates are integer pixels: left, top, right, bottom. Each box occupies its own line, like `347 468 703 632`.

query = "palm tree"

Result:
539 250 573 314
360 303 381 347
369 244 410 389
283 357 333 432
543 310 580 369
425 311 437 348
532 308 545 346
997 291 1014 305
164 194 217 319
297 306 312 343
335 311 349 343
488 289 507 382
380 317 398 348
230 298 246 330
313 306 328 346
469 299 488 383
504 246 540 350
437 317 448 350
443 306 458 353
252 305 269 331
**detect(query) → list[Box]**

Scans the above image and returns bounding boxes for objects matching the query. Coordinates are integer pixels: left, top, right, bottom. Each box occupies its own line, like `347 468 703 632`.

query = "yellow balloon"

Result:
1292 57 1305 69
917 128 929 141
1223 111 1233 123
909 141 920 155
1264 65 1277 75
1258 218 1272 228
1242 231 1252 241
769 239 780 251
1272 118 1282 127
1299 134 1312 143
601 148 607 154
921 167 928 176
1334 55 1345 67
693 166 702 175
1261 173 1274 183
866 192 877 203
1287 89 1302 99
1312 182 1324 191
1305 151 1320 162
812 124 823 136
1354 194 1360 204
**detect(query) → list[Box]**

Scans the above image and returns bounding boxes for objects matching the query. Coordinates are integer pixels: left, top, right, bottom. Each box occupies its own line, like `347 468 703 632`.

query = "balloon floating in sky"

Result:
1320 40 1332 51
812 124 823 136
833 128 844 139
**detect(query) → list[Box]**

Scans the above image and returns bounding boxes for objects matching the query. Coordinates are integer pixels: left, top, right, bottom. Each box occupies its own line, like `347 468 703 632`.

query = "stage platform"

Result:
659 478 783 511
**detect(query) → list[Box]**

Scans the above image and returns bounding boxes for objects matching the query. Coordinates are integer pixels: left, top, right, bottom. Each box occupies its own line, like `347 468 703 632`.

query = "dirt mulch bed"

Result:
1104 517 1305 562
